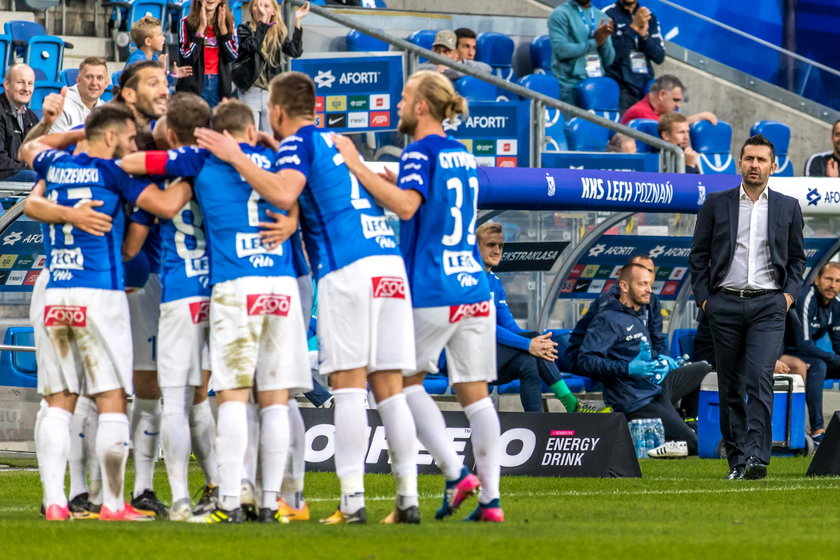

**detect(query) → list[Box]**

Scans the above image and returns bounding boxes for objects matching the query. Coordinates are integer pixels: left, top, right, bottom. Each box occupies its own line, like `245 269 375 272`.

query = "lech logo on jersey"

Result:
448 300 491 323
44 305 87 327
246 294 291 316
371 276 406 299
189 300 210 324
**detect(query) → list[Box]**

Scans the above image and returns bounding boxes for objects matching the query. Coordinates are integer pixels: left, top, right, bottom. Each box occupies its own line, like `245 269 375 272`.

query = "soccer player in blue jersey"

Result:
20 103 193 521
123 99 312 524
195 72 420 524
333 70 504 522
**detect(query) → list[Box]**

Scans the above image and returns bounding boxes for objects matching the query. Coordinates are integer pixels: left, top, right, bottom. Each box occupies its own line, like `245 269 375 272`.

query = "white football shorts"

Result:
157 295 209 388
127 273 161 371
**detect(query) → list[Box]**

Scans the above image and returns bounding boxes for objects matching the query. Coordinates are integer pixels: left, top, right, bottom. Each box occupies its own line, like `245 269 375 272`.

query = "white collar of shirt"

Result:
739 184 769 202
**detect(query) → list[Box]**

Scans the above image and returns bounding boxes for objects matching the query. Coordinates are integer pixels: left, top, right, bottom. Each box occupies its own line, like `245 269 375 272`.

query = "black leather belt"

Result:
719 288 780 298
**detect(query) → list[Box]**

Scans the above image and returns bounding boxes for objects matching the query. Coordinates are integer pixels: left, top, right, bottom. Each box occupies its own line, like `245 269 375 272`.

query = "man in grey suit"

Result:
688 134 806 480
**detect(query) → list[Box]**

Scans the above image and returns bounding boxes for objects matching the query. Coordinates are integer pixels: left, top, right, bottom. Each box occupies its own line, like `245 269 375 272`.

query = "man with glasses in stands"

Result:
0 64 39 182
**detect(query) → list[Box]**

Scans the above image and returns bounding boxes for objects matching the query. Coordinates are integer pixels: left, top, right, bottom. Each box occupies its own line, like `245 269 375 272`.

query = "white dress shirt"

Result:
720 185 778 291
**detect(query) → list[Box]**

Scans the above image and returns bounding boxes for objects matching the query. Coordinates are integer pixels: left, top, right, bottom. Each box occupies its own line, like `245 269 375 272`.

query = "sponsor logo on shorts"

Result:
189 300 210 324
448 300 491 323
44 305 87 327
246 294 291 316
372 276 406 299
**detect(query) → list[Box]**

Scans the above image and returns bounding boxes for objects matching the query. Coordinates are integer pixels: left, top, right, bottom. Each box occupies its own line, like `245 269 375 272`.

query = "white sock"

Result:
34 400 47 506
281 399 306 508
216 401 248 511
189 399 219 486
259 404 289 509
37 407 72 507
404 384 463 480
68 396 90 499
333 388 367 514
96 413 130 512
85 401 102 504
242 401 260 486
377 393 419 508
464 398 501 504
130 397 161 498
161 386 193 503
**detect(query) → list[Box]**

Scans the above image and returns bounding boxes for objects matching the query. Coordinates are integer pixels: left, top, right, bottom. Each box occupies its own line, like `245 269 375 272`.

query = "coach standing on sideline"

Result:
688 134 806 481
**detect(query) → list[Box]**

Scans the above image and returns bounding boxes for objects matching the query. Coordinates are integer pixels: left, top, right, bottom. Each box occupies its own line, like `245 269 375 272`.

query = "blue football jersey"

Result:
397 135 490 308
33 149 151 290
128 207 162 275
290 229 310 278
275 125 400 281
164 144 295 285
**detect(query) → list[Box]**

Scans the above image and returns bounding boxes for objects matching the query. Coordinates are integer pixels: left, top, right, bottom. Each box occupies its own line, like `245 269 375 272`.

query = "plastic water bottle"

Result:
652 418 665 448
629 419 645 458
644 419 656 453
639 338 652 362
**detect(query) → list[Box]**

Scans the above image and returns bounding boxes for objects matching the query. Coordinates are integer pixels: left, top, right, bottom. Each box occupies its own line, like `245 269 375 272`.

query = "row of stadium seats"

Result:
0 20 71 83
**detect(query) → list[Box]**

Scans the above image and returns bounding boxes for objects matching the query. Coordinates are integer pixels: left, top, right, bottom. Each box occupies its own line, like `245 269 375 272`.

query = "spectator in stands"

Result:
804 119 840 177
125 15 192 79
0 64 38 182
604 0 665 112
176 0 240 107
566 254 664 373
784 262 840 441
454 28 477 61
417 30 491 82
620 74 717 125
478 222 600 413
578 263 712 457
234 0 309 131
50 57 109 133
548 0 615 106
606 132 636 153
658 111 699 173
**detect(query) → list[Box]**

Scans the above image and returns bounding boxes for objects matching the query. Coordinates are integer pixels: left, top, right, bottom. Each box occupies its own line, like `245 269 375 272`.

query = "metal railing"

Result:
283 0 685 173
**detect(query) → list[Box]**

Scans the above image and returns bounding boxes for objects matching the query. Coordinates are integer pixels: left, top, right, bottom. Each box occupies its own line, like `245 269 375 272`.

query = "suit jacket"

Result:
688 185 806 306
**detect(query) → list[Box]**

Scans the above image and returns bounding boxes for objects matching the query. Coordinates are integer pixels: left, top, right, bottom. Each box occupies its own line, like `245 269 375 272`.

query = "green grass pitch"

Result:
1 457 839 559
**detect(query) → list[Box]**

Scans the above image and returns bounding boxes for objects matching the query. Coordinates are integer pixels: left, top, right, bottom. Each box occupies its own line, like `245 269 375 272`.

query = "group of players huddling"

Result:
24 60 504 524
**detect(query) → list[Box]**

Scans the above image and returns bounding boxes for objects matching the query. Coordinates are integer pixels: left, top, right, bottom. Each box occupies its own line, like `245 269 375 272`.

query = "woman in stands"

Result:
176 0 240 107
234 0 309 131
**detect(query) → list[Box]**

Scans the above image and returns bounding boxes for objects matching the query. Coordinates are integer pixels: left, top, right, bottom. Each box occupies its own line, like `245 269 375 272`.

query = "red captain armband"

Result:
145 151 169 176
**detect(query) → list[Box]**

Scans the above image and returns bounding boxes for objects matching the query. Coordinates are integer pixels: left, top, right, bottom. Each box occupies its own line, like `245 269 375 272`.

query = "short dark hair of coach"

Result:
688 133 806 481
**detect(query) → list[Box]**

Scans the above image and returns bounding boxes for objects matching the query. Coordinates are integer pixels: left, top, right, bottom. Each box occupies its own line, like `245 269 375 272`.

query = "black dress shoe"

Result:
724 465 745 480
744 456 767 480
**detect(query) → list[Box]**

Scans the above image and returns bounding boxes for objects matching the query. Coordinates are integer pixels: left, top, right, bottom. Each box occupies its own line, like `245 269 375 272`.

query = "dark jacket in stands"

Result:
175 16 239 100
232 23 303 92
603 1 665 101
577 296 662 413
0 93 38 180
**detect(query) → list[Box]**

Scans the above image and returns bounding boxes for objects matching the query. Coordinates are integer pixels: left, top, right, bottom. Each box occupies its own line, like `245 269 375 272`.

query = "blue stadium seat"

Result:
750 120 793 177
0 34 10 77
345 29 389 52
406 29 436 63
627 118 660 153
454 76 499 102
476 31 516 84
690 120 736 174
4 20 48 57
575 77 620 124
60 68 79 87
26 35 65 82
101 84 116 102
517 74 567 152
130 0 168 29
550 328 598 393
564 117 610 151
529 34 551 75
231 1 243 26
30 80 63 117
0 327 36 389
112 70 123 86
669 328 697 360
422 374 449 395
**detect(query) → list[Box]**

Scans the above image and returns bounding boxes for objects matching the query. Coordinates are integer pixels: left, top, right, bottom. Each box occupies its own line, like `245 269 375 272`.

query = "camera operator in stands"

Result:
620 74 717 126
417 30 491 82
658 112 699 174
804 119 840 177
603 0 665 112
577 263 712 457
0 64 39 183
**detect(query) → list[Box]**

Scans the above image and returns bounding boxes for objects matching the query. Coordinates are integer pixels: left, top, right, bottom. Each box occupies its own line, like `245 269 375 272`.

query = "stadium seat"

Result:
345 29 389 52
0 34 10 77
517 74 567 152
101 84 116 102
30 80 63 117
406 29 436 63
564 117 610 151
551 329 598 393
4 20 48 57
454 76 500 102
0 327 36 389
26 35 65 82
112 70 123 86
529 35 551 75
129 0 168 28
422 374 449 395
59 68 79 87
627 118 660 153
575 77 620 124
690 120 736 174
231 1 243 26
476 31 517 93
669 328 697 360
750 120 793 176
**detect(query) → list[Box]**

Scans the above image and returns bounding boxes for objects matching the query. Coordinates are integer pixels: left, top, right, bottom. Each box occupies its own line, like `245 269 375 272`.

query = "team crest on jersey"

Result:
246 294 291 316
448 300 491 323
372 276 406 299
44 305 87 327
189 301 210 324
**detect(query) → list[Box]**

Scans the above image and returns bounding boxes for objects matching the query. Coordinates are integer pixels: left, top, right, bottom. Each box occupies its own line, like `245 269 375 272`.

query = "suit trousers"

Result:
705 291 787 467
